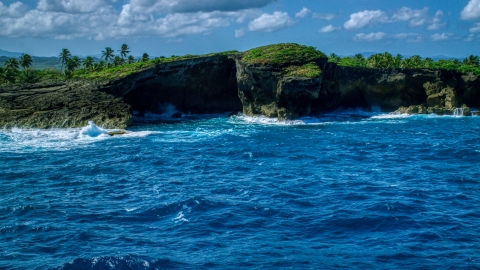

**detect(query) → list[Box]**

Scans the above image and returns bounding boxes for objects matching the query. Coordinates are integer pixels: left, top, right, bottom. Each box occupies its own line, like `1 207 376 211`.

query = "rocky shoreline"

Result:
0 54 479 129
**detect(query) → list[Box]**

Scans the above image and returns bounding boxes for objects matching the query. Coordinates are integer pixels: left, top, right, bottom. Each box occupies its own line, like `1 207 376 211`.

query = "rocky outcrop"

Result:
0 81 132 129
234 57 326 120
122 56 241 115
1 54 479 129
313 63 479 115
0 55 241 128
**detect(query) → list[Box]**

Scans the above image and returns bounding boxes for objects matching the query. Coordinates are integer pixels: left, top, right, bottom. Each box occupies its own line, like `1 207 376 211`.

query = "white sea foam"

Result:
79 121 109 137
371 113 411 119
0 121 158 152
230 114 311 126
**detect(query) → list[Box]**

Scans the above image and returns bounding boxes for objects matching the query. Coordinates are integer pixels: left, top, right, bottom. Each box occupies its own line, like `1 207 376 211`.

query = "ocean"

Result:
1 109 480 269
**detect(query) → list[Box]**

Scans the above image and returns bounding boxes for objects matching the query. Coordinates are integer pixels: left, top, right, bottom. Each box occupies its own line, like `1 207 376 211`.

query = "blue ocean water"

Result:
1 110 480 269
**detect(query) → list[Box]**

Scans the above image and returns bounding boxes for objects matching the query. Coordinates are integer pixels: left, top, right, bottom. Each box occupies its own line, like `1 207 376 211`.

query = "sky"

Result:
0 0 479 57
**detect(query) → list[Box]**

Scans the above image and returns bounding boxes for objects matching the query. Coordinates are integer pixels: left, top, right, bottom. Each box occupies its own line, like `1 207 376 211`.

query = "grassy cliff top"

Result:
242 43 327 66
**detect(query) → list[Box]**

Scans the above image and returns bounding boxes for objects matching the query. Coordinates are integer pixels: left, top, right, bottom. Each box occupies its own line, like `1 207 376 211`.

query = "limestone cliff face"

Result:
315 63 480 115
234 58 323 120
0 80 132 129
0 55 241 128
122 56 241 115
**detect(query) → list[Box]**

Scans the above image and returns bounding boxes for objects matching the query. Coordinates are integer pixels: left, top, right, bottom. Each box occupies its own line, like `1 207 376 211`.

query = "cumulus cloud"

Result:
37 0 117 13
295 7 310 18
470 22 480 33
461 0 480 20
427 10 445 30
431 33 451 41
0 1 28 17
312 13 336 20
393 33 423 42
318 25 341 33
248 11 294 32
0 0 266 39
344 10 387 30
391 7 428 27
235 28 245 38
353 32 386 41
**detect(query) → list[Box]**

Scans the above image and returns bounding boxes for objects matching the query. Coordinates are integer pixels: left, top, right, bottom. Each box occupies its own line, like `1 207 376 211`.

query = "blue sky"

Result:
0 0 479 57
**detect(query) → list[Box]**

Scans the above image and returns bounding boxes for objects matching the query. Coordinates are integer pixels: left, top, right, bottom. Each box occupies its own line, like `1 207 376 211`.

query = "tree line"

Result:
329 52 480 71
0 44 151 84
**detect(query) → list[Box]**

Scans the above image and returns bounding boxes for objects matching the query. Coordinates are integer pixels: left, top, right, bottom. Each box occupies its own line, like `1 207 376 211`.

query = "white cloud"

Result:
318 25 341 33
312 13 336 20
461 0 480 20
344 10 387 30
470 22 480 33
353 32 386 41
37 0 117 13
391 7 428 27
235 28 245 37
248 11 294 32
393 33 423 42
295 7 310 18
0 3 255 39
427 10 445 30
465 34 475 41
0 1 28 17
431 33 451 41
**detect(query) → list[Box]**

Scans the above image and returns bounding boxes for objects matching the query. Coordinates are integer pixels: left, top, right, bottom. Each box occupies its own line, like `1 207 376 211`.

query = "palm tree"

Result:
5 58 19 70
401 58 413 69
0 66 17 84
367 54 382 68
424 58 435 68
353 54 365 67
94 61 107 71
119 44 130 59
127 55 135 64
381 52 393 68
19 54 33 70
393 54 403 68
141 53 150 62
71 56 81 69
102 47 115 64
409 55 423 68
328 53 341 63
58 48 71 74
463 55 479 67
83 56 95 70
113 56 124 66
0 67 5 84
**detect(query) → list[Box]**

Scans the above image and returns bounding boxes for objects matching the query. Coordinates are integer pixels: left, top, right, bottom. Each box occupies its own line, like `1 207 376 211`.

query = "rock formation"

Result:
234 59 324 120
0 49 479 129
0 55 241 128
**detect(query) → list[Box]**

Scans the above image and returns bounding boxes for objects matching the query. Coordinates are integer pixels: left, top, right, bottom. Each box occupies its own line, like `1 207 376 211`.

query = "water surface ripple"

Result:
1 112 480 269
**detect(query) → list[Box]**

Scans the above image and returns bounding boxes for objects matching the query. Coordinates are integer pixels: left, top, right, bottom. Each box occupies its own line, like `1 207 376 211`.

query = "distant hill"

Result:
0 49 22 58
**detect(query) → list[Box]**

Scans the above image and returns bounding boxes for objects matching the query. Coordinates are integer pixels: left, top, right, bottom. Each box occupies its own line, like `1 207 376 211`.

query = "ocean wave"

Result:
0 122 159 152
59 255 187 270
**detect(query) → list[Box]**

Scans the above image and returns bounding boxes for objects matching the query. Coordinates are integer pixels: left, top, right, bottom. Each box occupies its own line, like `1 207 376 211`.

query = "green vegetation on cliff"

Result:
242 43 326 78
328 52 480 75
1 43 480 85
242 43 327 66
284 63 321 78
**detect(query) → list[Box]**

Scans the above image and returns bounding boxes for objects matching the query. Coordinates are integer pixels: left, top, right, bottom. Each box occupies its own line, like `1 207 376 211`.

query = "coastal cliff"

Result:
1 45 479 129
0 55 241 128
314 64 480 114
